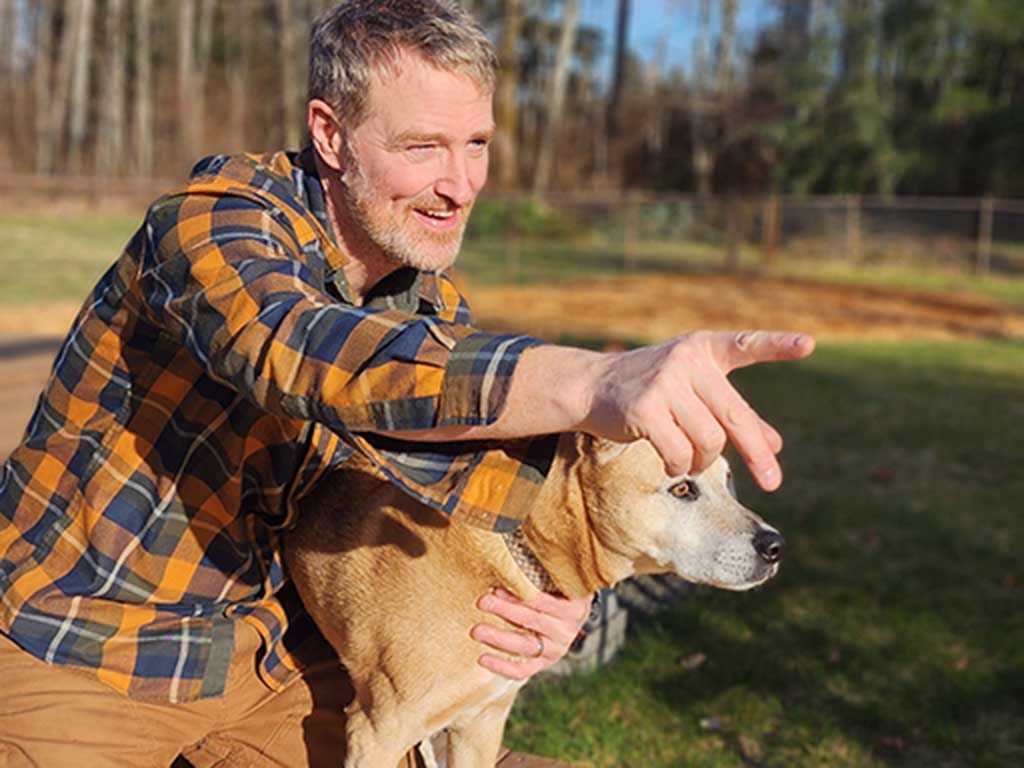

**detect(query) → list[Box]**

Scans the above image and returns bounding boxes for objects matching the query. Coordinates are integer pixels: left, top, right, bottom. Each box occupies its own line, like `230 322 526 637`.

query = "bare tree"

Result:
33 0 53 173
97 0 126 175
0 1 13 77
194 0 216 152
533 0 579 197
68 0 95 173
494 0 522 191
1 0 20 167
689 0 737 199
39 0 84 174
606 0 631 161
178 0 198 163
276 0 302 149
134 0 154 175
228 9 252 151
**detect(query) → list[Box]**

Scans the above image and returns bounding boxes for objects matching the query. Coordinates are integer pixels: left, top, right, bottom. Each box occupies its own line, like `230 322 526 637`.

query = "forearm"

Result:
391 330 816 491
386 344 604 442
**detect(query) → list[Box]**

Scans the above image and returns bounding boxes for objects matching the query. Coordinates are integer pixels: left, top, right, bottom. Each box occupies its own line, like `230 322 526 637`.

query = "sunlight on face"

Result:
338 51 494 272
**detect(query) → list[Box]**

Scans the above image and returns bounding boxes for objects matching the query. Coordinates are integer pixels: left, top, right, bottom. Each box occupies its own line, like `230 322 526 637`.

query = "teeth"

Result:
419 209 454 220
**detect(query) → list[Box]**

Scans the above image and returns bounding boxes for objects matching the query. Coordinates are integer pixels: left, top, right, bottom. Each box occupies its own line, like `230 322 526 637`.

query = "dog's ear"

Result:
578 434 630 465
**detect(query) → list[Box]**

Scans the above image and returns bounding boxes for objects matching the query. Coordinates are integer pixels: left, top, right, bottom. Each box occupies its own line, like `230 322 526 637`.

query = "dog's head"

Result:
575 436 784 591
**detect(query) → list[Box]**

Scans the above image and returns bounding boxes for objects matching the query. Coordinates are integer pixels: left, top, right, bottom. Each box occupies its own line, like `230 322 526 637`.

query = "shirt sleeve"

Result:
138 190 555 530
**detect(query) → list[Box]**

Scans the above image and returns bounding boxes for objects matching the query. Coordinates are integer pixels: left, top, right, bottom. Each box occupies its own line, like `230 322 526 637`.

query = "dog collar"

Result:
501 528 559 594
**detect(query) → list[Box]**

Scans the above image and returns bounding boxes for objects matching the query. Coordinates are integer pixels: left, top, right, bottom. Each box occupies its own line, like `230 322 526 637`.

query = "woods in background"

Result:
0 0 1021 198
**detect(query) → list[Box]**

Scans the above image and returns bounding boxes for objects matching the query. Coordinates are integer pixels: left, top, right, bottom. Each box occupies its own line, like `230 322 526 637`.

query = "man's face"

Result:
337 51 494 272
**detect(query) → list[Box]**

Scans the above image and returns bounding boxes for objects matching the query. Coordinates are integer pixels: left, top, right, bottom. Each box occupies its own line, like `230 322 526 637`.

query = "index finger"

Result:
711 330 815 373
695 373 782 491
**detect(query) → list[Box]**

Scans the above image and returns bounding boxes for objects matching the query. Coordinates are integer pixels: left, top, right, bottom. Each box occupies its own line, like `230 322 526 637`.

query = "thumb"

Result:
712 330 815 373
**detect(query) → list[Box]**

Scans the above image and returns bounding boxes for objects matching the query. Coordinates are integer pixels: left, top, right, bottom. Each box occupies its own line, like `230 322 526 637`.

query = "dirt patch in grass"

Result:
464 273 1024 343
1 273 1021 344
1 273 1020 455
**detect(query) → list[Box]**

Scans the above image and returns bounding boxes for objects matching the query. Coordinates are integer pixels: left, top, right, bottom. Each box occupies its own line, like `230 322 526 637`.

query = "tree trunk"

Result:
33 0 53 173
532 0 579 197
690 0 712 199
178 0 198 164
39 0 84 174
494 0 522 191
606 0 631 183
0 1 13 79
276 0 301 149
97 0 126 175
229 9 252 151
193 0 216 155
134 0 154 176
1 0 13 165
68 0 95 174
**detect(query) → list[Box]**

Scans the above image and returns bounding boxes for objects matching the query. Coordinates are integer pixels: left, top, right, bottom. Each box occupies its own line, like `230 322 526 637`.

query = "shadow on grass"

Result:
507 339 1024 767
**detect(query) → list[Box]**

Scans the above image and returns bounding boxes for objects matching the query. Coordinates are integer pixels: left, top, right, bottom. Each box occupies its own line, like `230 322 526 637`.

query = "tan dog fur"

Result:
284 434 783 767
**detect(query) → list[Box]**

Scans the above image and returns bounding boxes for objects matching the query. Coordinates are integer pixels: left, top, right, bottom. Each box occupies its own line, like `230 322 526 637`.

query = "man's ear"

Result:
578 434 630 465
308 99 345 171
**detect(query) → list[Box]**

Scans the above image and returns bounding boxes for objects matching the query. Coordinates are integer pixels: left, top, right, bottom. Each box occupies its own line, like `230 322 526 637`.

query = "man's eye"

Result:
668 480 700 501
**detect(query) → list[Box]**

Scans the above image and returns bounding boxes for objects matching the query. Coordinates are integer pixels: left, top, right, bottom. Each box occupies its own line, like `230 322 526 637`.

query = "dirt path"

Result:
1 274 1020 457
465 274 1024 344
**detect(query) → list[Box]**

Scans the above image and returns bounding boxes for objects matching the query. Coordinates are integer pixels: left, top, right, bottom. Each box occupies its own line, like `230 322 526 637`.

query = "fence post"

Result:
844 194 862 264
505 198 521 283
975 195 994 276
761 194 779 267
623 195 639 272
724 195 741 272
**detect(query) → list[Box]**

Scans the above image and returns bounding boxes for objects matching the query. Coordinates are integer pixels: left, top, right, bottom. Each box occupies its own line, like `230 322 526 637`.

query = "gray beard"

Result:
338 164 465 273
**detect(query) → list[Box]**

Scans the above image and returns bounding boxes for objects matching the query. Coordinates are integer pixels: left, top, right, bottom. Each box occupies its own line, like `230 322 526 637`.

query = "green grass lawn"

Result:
505 339 1024 767
0 212 139 304
2 210 1022 765
2 210 1023 310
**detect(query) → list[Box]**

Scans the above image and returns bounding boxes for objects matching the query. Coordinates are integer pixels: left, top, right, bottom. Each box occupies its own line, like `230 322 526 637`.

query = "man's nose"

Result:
435 152 477 207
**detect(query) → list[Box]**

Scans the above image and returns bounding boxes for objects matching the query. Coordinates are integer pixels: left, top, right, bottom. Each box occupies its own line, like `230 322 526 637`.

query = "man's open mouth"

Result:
413 207 459 230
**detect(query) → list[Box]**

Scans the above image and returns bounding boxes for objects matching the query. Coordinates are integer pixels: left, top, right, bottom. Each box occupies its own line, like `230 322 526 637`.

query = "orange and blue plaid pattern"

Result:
0 149 557 702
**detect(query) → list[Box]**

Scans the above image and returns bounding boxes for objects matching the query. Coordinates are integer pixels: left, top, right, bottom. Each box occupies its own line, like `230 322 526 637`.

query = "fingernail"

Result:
761 465 781 490
791 335 805 347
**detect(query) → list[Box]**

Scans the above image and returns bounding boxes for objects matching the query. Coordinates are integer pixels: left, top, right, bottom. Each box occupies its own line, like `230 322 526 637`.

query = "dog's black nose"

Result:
753 529 785 564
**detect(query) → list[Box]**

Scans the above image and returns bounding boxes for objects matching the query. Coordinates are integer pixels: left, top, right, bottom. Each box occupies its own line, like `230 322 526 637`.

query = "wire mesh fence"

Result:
2 173 1022 286
460 193 1024 286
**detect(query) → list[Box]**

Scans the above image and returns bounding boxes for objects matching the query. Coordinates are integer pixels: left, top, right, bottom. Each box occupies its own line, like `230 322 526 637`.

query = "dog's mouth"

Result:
673 557 780 592
711 561 780 592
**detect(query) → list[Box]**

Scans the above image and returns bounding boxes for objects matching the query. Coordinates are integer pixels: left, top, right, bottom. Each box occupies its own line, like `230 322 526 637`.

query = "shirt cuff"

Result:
436 332 546 428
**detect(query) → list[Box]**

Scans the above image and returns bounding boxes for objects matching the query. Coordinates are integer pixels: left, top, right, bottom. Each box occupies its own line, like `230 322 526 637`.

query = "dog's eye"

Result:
668 480 700 501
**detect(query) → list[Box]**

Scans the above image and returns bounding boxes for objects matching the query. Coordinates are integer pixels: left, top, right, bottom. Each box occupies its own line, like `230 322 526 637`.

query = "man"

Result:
0 1 813 766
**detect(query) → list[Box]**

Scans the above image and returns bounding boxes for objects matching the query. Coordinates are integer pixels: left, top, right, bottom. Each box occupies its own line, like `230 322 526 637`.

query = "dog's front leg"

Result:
344 699 418 768
445 688 519 767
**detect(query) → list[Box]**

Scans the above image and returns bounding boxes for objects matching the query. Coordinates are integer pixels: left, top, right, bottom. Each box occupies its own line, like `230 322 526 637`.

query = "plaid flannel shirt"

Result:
0 148 558 702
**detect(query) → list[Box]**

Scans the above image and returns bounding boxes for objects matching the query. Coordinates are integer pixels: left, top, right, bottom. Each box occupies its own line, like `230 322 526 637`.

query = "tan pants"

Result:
0 623 422 767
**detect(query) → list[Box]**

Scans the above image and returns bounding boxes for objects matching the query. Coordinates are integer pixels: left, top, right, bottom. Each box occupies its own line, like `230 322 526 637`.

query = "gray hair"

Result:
309 0 498 129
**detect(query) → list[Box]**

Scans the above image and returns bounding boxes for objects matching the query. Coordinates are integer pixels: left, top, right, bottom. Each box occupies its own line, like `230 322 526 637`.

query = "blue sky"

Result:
578 0 779 80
